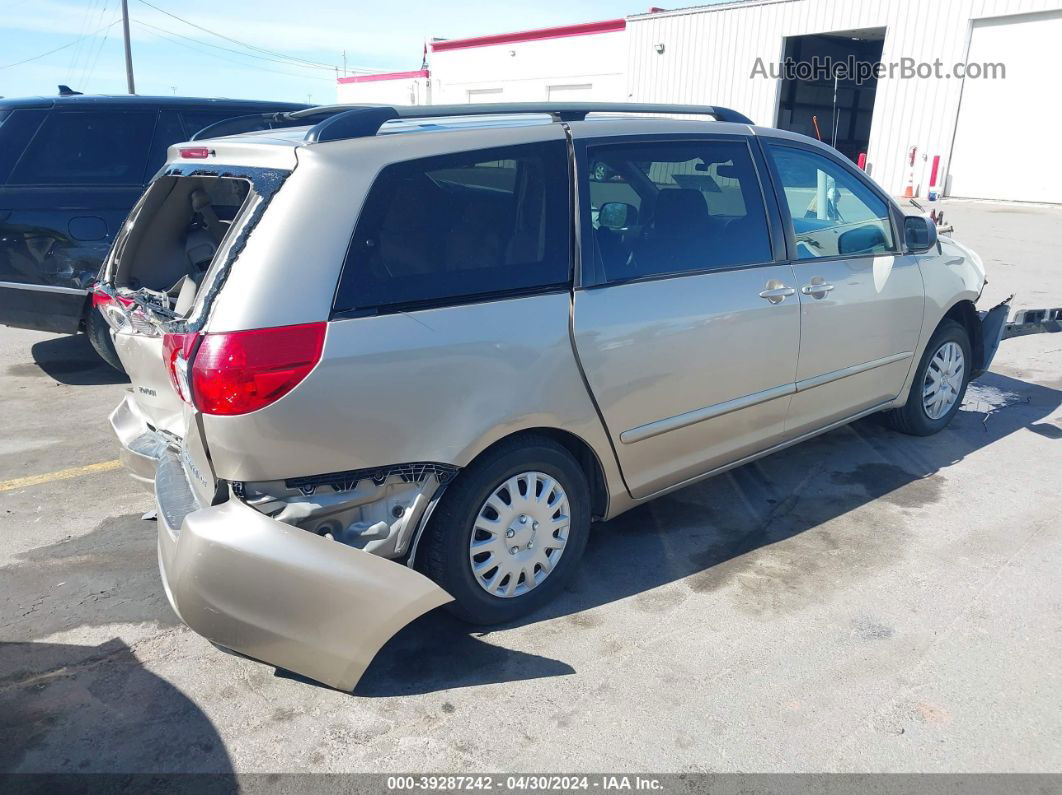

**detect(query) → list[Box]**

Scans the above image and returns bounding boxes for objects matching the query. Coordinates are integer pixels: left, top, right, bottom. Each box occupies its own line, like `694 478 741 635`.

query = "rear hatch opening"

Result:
98 164 288 461
95 172 256 333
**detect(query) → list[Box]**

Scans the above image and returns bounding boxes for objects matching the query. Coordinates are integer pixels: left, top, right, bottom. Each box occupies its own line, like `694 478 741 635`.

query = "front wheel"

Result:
884 319 971 436
422 436 591 625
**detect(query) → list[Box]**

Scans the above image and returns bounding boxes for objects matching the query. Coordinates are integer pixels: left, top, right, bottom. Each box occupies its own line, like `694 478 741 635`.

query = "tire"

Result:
86 306 125 374
884 319 971 436
422 435 591 625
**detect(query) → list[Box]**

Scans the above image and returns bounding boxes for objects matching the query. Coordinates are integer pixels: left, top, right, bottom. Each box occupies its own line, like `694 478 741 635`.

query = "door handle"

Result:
758 285 796 304
801 281 835 298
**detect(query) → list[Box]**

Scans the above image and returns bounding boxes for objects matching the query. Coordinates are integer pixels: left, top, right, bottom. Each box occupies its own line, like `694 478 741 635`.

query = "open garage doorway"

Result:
775 28 885 164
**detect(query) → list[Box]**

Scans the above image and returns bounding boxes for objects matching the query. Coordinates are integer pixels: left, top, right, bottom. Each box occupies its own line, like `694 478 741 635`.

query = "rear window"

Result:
180 111 244 139
334 140 570 314
9 111 156 186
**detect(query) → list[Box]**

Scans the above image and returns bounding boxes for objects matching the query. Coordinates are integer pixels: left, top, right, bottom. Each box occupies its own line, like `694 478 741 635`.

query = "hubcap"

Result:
922 341 965 420
468 471 570 599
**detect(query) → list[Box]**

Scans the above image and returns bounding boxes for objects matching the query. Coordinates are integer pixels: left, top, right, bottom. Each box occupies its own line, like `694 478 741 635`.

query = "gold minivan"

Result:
98 103 1017 691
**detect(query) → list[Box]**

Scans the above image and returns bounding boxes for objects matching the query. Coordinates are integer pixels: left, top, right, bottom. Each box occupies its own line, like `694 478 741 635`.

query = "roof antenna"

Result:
58 85 83 96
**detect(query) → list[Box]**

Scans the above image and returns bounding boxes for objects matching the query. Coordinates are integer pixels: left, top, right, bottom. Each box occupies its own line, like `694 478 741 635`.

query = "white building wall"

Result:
337 73 429 105
429 28 627 104
626 0 1062 196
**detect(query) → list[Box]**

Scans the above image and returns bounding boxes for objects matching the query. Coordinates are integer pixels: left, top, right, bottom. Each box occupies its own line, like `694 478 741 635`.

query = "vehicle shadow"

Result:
334 612 575 697
0 638 233 774
24 333 128 385
361 371 1060 694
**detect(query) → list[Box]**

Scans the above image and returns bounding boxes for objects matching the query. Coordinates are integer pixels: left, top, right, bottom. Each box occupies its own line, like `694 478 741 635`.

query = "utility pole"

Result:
121 0 135 94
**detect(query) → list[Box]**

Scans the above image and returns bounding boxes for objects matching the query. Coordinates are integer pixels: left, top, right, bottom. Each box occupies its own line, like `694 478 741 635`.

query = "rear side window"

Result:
334 140 570 314
585 139 773 283
9 111 156 186
0 109 47 185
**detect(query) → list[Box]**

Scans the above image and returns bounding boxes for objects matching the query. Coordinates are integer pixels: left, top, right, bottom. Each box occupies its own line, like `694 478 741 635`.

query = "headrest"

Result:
653 189 710 233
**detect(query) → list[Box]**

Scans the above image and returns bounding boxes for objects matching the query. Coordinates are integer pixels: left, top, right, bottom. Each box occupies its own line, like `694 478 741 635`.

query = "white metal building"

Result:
336 69 429 106
335 19 628 107
338 0 1062 202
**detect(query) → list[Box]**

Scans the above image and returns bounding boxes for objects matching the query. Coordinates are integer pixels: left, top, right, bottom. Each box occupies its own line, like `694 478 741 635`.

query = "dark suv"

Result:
0 93 306 368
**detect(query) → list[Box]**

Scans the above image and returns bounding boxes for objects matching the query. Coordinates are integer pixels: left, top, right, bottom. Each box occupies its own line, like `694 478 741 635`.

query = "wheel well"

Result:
470 428 609 521
943 300 982 369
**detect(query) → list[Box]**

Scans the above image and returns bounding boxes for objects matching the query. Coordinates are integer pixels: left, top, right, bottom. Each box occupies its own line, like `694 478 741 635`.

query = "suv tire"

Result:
884 319 971 436
423 435 591 625
86 306 125 374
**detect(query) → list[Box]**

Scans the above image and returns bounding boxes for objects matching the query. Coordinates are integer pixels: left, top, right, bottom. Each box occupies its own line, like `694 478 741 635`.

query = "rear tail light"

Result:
163 332 200 403
187 323 326 415
91 284 135 332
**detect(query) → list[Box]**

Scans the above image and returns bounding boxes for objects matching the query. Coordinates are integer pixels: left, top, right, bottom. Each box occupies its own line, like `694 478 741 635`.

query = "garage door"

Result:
948 11 1062 203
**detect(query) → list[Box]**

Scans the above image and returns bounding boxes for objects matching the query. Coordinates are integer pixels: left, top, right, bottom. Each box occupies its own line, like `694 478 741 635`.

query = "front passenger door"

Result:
764 142 925 436
572 136 800 499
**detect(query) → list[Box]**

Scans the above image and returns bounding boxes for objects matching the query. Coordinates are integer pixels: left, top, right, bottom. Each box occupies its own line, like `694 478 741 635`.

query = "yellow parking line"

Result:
0 459 123 493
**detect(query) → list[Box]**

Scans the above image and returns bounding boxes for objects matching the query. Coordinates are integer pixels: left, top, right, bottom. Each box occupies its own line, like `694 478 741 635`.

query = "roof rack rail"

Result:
190 102 755 143
305 102 755 144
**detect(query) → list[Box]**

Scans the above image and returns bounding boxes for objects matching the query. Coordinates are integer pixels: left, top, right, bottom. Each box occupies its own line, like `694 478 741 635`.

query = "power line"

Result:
133 0 340 72
65 0 102 83
132 19 335 83
78 0 113 88
0 18 121 71
133 15 336 72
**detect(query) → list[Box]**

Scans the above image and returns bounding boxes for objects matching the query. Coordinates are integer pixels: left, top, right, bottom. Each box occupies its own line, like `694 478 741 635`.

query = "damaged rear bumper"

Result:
110 396 171 491
112 396 454 691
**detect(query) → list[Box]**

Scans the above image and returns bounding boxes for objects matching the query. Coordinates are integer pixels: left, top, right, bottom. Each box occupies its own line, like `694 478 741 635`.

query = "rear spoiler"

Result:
190 107 347 140
191 102 756 144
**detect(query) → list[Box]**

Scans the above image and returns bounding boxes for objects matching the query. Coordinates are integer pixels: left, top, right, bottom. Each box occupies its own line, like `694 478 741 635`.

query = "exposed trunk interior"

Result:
110 175 251 318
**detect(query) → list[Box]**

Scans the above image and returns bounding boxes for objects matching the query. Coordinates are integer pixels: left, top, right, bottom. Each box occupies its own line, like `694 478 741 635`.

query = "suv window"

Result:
585 139 772 282
766 143 895 260
9 111 157 186
334 141 570 314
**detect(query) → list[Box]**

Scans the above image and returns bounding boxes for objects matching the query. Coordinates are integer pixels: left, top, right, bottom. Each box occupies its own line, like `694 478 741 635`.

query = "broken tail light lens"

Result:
163 332 200 403
91 285 135 332
190 323 326 416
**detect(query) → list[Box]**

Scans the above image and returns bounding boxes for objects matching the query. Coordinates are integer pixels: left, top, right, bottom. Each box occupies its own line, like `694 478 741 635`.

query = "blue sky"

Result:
1 0 649 104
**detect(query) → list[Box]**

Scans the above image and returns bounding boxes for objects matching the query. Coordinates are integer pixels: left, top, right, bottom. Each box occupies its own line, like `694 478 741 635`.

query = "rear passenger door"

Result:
763 142 924 436
571 135 801 499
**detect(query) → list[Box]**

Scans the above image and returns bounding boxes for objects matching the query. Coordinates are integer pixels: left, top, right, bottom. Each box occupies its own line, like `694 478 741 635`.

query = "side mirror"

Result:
904 214 938 253
598 202 638 230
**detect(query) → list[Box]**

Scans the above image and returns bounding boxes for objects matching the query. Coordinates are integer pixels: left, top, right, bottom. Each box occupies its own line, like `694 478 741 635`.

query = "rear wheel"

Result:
884 319 970 436
422 436 590 625
86 305 125 374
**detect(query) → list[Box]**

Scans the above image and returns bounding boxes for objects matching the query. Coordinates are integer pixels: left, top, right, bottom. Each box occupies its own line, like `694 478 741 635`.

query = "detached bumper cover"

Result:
156 482 453 691
976 302 1061 378
112 396 453 692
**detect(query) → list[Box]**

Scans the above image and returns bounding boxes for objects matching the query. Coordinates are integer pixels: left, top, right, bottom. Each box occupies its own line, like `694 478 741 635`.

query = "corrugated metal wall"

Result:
626 0 1062 195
